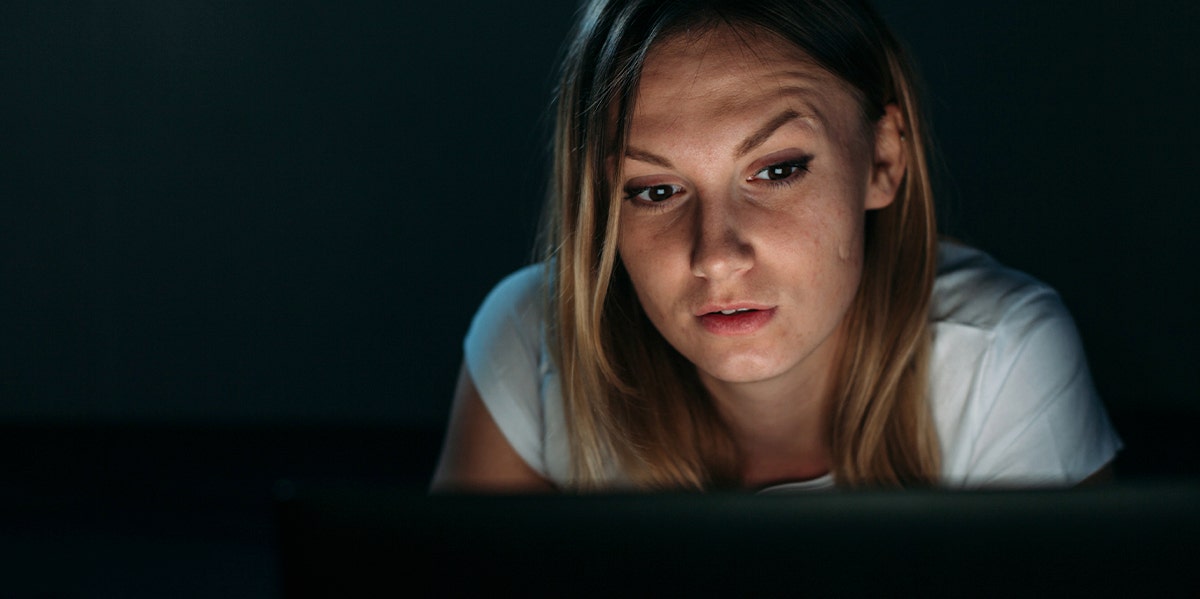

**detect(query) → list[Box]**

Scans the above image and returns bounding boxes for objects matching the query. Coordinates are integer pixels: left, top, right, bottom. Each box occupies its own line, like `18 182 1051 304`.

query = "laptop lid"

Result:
276 481 1200 597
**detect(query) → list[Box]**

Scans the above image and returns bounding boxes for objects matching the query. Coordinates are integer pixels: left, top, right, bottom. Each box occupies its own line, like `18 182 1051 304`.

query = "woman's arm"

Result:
430 363 556 493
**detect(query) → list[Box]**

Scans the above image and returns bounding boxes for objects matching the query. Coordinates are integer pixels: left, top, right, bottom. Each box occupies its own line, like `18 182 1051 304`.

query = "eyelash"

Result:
749 156 813 187
624 183 683 206
622 156 813 207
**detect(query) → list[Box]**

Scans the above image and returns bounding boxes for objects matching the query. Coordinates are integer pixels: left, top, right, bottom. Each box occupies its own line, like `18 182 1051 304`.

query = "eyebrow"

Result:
734 109 803 158
624 147 673 168
625 106 819 168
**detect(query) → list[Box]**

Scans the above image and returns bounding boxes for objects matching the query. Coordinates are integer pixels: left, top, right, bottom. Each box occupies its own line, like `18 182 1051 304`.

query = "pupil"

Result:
770 165 789 179
652 185 671 200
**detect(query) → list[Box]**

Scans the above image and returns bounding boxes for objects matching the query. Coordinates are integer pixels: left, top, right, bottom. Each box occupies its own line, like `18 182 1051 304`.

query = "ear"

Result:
864 103 907 210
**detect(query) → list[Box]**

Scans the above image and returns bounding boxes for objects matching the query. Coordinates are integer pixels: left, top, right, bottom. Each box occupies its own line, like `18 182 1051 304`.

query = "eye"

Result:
626 183 683 203
750 158 812 182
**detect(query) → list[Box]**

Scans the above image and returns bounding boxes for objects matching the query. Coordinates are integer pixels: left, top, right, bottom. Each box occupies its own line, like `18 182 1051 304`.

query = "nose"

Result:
690 196 753 281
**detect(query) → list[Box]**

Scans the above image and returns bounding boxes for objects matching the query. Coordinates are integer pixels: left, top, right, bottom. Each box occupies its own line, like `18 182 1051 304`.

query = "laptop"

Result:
275 481 1200 597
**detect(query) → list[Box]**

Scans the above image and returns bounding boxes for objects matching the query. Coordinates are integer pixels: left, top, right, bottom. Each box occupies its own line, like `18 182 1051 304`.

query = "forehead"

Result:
630 26 864 136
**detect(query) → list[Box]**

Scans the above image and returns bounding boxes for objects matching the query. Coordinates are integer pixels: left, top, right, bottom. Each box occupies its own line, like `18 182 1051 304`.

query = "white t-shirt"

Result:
463 242 1122 491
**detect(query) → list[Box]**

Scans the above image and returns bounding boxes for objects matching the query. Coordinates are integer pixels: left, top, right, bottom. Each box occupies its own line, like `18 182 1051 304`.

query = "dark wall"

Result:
2 2 574 426
877 2 1199 410
2 1 1195 428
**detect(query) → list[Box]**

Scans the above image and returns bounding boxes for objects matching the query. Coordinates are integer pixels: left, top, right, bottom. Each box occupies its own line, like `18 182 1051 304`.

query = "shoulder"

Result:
464 264 549 370
468 264 546 338
463 264 548 403
930 242 1083 394
931 240 1059 331
928 241 1122 486
462 264 557 479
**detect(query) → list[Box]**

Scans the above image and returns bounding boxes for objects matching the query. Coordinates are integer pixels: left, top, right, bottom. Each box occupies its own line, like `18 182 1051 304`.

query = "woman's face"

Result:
615 26 902 394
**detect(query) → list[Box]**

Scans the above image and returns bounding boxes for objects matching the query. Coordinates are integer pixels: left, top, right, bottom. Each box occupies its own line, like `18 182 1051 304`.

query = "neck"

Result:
699 348 838 488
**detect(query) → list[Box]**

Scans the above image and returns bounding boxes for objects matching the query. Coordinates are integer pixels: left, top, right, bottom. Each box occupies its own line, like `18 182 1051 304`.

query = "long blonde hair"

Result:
542 0 940 490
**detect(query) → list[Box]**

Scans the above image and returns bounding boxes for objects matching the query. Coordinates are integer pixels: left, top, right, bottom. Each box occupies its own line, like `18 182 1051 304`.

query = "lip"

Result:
694 302 774 316
697 306 776 336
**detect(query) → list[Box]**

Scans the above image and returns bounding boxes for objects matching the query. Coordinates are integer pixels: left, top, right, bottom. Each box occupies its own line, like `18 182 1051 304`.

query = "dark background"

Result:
1 1 1197 597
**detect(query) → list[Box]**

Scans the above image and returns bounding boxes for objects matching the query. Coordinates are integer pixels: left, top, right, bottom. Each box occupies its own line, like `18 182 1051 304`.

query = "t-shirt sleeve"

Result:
462 265 549 477
962 289 1123 487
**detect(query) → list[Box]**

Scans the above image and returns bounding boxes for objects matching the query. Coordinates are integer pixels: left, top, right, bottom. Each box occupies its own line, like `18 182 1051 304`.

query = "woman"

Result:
432 0 1121 492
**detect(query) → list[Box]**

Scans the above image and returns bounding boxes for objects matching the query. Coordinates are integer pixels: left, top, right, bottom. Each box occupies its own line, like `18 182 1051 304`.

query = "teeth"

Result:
718 308 750 315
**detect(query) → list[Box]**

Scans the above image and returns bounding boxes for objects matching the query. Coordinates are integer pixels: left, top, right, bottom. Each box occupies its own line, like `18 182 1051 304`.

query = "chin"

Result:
697 354 789 386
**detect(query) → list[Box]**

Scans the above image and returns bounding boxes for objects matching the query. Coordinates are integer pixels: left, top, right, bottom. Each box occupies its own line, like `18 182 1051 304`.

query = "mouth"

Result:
713 308 755 315
695 303 772 317
696 306 775 335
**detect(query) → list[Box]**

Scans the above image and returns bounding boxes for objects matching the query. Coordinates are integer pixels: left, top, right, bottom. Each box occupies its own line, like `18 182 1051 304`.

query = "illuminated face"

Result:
615 26 901 395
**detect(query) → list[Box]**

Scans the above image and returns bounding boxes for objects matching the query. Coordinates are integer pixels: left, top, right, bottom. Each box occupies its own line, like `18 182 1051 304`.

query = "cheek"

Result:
819 203 865 280
617 216 695 329
820 208 867 302
618 209 687 271
831 202 866 265
765 194 865 291
616 219 647 283
617 220 665 311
